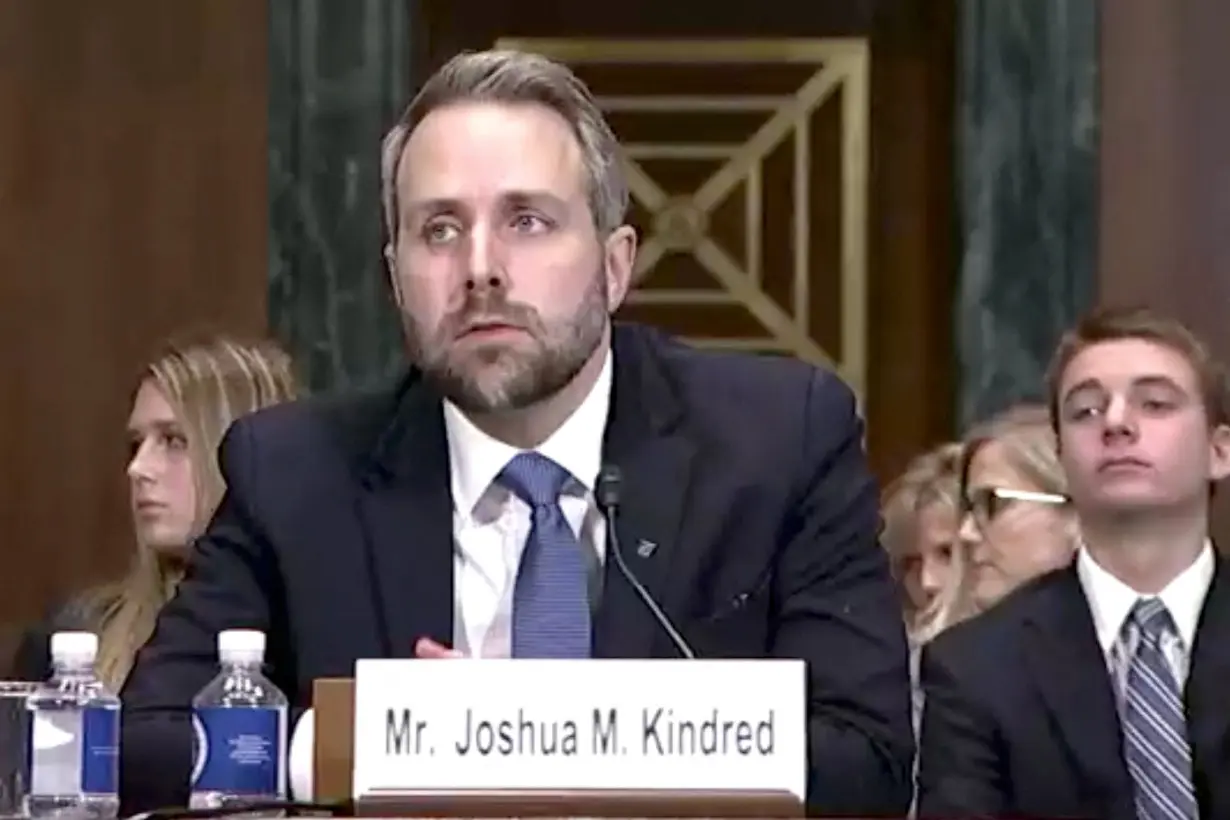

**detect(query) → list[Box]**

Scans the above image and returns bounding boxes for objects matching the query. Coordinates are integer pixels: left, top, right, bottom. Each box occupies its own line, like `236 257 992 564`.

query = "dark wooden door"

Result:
412 1 957 485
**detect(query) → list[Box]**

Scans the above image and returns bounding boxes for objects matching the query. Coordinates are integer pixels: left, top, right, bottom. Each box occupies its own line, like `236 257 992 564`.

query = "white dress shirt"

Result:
1076 541 1214 707
289 348 613 799
446 349 611 657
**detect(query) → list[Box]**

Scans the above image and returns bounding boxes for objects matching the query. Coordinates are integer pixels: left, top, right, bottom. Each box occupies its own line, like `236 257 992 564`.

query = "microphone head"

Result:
596 464 622 509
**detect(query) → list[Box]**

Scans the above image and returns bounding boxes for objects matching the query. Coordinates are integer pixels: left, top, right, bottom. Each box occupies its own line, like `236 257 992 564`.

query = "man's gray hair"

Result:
380 49 629 241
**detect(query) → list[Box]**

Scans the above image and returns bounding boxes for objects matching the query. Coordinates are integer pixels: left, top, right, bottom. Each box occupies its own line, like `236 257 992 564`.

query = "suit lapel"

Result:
1023 565 1133 811
355 374 454 657
593 325 697 658
1185 556 1230 784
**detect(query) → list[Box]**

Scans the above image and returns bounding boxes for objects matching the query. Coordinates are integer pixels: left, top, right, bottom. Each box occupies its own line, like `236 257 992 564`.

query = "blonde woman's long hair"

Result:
88 333 300 690
881 442 971 644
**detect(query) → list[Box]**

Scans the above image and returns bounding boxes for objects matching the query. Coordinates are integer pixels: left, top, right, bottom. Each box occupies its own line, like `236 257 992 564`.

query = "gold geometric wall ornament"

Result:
495 38 870 402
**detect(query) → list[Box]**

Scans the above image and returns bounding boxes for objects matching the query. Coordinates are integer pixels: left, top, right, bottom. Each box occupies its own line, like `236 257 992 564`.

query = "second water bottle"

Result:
189 629 288 810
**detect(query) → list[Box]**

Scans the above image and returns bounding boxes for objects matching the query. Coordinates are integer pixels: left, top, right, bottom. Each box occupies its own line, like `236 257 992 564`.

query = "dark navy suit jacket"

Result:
119 323 914 815
917 561 1230 819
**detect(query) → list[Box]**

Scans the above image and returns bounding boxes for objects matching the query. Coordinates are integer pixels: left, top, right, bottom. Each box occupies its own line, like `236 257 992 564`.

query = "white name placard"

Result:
352 658 806 801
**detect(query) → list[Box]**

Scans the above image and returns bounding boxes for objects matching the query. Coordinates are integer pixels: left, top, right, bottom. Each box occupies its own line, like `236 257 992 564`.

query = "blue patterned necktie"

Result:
498 452 592 658
1122 597 1197 820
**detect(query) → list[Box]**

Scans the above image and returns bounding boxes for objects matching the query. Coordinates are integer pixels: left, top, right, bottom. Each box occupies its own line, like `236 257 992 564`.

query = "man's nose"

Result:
464 229 508 292
1102 394 1137 440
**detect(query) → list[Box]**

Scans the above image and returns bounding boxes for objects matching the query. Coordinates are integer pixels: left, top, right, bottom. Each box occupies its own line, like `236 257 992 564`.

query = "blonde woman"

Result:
881 443 974 643
881 443 976 737
13 333 300 689
958 403 1075 612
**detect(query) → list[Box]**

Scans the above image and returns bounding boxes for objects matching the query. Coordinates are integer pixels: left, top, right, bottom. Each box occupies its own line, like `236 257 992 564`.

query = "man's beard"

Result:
404 273 608 413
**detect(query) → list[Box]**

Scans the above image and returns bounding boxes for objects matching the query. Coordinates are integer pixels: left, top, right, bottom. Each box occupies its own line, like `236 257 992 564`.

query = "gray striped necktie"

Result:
499 452 592 659
1122 597 1197 820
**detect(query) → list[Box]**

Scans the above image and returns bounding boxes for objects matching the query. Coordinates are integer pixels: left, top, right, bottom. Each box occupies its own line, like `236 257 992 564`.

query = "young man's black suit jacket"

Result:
917 559 1230 819
119 322 914 816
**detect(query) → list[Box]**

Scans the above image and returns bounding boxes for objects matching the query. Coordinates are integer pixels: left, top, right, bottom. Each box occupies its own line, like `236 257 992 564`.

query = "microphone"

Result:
595 465 696 660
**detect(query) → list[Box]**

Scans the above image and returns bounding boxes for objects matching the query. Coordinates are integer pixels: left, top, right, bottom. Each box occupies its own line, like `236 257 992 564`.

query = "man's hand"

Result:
414 637 463 659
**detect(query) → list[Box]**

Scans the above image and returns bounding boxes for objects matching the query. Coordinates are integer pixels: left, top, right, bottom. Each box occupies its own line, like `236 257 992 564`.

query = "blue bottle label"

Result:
27 706 118 796
192 707 283 796
81 706 120 794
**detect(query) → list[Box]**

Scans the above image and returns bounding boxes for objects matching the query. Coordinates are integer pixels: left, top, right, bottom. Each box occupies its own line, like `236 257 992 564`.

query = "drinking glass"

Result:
0 682 37 819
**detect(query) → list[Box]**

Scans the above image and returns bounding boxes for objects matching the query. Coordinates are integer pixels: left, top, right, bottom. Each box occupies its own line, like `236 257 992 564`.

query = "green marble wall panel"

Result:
268 0 412 391
955 0 1099 427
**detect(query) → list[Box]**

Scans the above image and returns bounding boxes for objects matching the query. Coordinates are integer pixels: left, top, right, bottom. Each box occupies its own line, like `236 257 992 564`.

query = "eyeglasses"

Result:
963 486 1068 528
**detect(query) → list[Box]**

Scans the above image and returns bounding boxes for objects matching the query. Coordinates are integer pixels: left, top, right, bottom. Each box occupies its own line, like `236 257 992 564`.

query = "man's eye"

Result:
422 222 460 244
510 213 550 234
1067 404 1101 421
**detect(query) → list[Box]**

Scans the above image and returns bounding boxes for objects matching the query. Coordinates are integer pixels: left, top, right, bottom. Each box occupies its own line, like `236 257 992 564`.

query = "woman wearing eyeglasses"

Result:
958 404 1075 611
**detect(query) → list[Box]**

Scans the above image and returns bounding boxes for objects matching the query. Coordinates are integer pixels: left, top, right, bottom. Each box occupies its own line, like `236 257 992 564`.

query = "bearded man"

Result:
119 49 913 818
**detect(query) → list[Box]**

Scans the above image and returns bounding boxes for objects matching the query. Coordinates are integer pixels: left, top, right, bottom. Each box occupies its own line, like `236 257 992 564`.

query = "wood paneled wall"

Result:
0 1 268 625
1099 0 1230 543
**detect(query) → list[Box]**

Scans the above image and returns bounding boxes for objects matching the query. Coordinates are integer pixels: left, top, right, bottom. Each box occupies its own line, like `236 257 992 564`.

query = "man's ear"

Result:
1209 423 1230 482
602 225 638 311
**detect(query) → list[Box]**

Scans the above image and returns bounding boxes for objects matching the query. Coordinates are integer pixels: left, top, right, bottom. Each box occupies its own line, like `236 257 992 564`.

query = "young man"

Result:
917 307 1230 820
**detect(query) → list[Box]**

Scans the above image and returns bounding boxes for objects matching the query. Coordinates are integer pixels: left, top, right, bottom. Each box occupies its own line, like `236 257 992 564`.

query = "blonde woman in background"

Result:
882 442 975 643
881 442 977 737
12 333 300 689
958 403 1076 612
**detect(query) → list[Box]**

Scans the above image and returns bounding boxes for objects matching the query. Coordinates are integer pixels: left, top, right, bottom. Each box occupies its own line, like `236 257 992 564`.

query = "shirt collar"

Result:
443 347 613 517
1078 540 1215 654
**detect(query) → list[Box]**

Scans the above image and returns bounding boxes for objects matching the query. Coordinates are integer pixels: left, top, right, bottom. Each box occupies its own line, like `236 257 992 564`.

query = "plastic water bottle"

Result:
189 629 288 810
25 631 121 819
